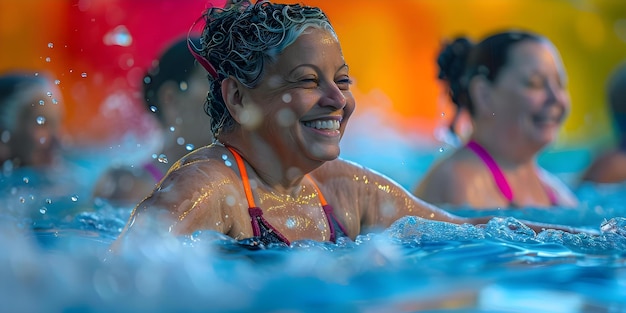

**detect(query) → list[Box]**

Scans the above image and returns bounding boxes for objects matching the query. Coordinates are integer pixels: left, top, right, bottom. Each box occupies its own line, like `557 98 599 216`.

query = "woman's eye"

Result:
336 77 353 90
298 78 318 87
526 78 543 88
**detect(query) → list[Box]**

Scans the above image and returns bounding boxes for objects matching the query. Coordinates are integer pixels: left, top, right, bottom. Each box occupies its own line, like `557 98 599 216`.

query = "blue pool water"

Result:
2 142 626 313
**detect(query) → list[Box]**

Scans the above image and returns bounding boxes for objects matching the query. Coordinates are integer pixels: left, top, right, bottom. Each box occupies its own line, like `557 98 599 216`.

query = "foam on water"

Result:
2 196 626 313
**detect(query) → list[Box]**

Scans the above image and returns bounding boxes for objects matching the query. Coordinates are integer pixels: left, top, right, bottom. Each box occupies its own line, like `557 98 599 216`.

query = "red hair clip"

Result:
187 15 218 79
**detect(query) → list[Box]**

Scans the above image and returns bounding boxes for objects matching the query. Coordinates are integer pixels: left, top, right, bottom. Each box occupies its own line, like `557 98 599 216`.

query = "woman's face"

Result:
240 27 355 162
484 40 570 148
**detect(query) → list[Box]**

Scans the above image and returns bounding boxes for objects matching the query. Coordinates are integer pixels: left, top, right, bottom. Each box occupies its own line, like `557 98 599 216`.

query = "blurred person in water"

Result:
111 1 589 250
0 72 64 169
580 61 626 184
92 36 212 206
413 31 579 209
0 71 89 222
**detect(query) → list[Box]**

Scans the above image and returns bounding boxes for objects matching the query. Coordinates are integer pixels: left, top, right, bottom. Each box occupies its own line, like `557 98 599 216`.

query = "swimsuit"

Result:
143 163 165 182
466 140 558 206
226 146 348 247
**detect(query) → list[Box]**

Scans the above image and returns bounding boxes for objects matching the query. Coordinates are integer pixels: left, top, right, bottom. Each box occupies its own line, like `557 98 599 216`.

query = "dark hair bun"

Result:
437 38 472 107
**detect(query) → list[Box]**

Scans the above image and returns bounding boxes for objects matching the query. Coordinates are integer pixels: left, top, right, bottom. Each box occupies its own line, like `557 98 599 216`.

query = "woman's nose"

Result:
320 83 347 109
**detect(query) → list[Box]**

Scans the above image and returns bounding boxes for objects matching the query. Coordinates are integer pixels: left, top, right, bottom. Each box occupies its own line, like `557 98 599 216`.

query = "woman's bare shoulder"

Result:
135 146 245 235
415 148 485 205
423 149 482 182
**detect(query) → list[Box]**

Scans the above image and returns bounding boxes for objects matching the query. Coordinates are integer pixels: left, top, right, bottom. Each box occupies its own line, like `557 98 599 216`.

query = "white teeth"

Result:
303 120 340 130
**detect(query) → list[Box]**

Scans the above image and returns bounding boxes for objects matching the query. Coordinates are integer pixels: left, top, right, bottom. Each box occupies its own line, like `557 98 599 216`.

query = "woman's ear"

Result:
221 77 244 124
468 76 493 116
221 77 262 130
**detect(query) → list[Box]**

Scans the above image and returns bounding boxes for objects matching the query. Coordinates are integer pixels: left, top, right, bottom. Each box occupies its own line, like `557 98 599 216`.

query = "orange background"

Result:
2 0 626 151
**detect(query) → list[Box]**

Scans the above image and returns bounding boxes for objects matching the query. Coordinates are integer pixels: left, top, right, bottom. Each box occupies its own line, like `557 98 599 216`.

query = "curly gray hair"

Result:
196 0 336 137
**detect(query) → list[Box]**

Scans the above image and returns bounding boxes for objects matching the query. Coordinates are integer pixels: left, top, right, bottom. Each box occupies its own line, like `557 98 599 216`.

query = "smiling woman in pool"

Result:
414 32 578 209
114 1 581 248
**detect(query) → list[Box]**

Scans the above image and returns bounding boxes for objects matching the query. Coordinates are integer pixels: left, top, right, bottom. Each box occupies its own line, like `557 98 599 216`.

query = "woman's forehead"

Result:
505 41 564 74
271 28 344 70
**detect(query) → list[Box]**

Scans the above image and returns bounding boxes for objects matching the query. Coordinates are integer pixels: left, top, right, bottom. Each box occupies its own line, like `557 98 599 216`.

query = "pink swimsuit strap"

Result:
465 140 558 206
143 162 165 182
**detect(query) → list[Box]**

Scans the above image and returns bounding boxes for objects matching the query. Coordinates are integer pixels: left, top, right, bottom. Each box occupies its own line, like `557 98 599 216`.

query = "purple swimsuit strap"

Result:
466 140 558 206
466 140 514 203
143 162 165 182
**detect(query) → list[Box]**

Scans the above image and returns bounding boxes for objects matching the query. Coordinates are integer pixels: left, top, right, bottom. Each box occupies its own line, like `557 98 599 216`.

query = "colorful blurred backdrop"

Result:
1 0 626 153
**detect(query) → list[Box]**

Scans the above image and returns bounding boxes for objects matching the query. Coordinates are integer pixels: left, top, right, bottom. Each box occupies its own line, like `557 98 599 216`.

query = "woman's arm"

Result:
317 159 471 229
318 159 594 236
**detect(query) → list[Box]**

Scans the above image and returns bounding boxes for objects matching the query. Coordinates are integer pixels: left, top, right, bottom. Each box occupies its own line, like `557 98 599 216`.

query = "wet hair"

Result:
143 37 203 122
607 62 626 141
196 0 335 136
0 72 50 133
437 31 545 134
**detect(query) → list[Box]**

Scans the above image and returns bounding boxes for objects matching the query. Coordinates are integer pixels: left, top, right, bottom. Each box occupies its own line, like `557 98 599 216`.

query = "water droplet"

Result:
144 76 151 84
23 177 29 183
54 79 61 85
176 137 185 145
221 154 228 160
149 105 158 113
439 147 445 153
48 42 54 48
81 72 87 78
185 144 195 151
36 116 46 125
46 91 53 97
45 198 52 204
52 99 58 105
285 217 296 228
19 197 25 203
169 126 175 132
226 195 236 206
40 137 46 144
40 207 47 214
441 112 445 117
276 108 295 127
45 57 51 63
34 72 39 77
151 153 158 159
224 160 232 167
103 25 133 47
281 93 292 103
179 81 188 91
157 154 168 164
71 195 79 202
39 100 45 106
